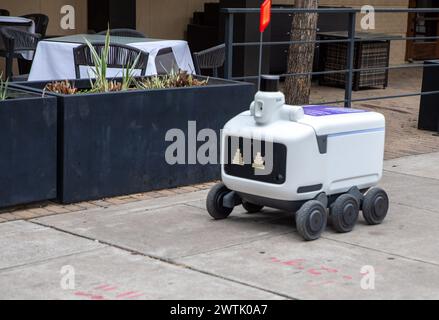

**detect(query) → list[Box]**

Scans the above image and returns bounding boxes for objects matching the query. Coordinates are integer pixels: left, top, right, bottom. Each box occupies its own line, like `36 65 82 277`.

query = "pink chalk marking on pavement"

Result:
307 269 323 276
321 266 339 273
271 258 308 270
271 257 356 284
282 259 305 267
74 291 107 300
116 291 141 299
101 286 118 292
94 284 111 290
122 293 145 300
271 258 348 278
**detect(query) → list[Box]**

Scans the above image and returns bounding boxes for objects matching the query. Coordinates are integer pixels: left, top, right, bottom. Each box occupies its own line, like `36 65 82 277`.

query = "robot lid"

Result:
251 75 385 137
298 105 385 137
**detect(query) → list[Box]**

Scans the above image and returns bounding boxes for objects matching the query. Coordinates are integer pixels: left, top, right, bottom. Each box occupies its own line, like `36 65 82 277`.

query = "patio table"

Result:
28 34 196 81
0 16 35 60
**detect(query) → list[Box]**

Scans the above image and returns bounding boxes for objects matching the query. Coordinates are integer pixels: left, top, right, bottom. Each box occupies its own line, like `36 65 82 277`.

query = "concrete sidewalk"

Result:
1 152 439 300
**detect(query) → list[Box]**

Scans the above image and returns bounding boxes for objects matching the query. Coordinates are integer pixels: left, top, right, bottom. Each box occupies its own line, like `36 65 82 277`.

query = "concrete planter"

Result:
16 77 254 203
0 87 57 208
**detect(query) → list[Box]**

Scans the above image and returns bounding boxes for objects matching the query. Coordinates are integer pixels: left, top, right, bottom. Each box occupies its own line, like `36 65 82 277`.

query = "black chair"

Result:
193 44 225 77
0 9 10 16
73 42 149 79
0 27 40 80
155 47 178 75
16 14 49 75
21 14 49 38
97 28 146 38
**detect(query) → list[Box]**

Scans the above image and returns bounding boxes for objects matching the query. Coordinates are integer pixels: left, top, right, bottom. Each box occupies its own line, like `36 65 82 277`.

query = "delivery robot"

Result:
206 75 389 241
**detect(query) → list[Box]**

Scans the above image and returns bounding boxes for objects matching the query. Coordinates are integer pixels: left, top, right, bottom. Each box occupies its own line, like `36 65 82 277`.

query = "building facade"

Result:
0 0 437 65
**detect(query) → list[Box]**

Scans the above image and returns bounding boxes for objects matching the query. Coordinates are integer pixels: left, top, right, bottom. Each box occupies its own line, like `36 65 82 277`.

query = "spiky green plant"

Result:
0 73 9 101
83 28 141 93
121 53 141 91
84 29 111 92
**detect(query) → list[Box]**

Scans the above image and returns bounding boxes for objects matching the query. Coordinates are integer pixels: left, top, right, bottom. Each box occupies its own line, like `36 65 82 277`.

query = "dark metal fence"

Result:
222 7 439 109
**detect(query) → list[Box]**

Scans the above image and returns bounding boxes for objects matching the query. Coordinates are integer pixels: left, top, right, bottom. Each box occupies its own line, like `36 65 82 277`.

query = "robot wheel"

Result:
328 187 389 232
207 183 389 241
207 183 265 219
206 183 233 220
330 194 360 233
362 187 389 225
242 201 264 214
296 200 328 241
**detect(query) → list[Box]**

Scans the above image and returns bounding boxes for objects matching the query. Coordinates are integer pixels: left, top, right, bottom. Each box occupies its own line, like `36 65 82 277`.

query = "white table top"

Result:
28 35 195 81
0 16 33 24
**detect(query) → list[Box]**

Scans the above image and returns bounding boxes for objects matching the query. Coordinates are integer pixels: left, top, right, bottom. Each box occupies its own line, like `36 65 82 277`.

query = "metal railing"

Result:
222 7 439 112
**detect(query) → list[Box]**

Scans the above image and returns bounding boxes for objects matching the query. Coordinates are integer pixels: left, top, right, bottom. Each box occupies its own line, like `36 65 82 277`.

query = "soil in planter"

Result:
43 71 209 95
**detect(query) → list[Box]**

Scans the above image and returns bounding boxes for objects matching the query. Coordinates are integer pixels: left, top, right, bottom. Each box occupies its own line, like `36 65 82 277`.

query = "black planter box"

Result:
0 87 57 208
16 78 254 204
419 60 439 132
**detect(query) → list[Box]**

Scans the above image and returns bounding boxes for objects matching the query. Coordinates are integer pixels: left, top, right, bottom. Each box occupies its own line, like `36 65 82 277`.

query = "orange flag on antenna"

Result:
260 0 272 33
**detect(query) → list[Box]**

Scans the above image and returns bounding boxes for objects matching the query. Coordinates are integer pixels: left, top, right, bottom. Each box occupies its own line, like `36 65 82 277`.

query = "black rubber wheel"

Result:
330 194 360 233
362 188 389 225
242 201 264 214
296 200 327 241
206 183 233 220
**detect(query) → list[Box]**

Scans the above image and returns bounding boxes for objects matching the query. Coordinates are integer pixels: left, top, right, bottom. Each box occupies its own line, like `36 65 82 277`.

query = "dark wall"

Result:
219 0 271 80
88 0 136 33
419 60 439 132
188 1 351 79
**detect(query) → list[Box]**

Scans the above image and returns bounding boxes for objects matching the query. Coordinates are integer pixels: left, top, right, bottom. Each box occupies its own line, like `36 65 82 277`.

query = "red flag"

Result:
260 0 272 33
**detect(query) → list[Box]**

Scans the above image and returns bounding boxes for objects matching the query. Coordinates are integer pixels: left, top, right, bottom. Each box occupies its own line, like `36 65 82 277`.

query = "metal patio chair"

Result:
73 42 149 79
17 14 48 75
0 27 40 80
21 13 49 38
155 47 178 75
193 44 225 77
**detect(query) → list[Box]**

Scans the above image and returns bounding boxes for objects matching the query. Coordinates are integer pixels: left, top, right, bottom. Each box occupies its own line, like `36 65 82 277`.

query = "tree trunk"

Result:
284 0 318 105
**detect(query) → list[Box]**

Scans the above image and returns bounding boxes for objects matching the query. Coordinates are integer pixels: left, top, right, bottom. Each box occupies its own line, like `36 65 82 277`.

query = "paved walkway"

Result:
1 152 439 300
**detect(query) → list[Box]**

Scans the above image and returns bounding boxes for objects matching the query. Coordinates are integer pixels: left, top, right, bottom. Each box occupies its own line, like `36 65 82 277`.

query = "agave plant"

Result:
0 73 9 101
121 53 141 91
84 29 141 93
84 29 111 93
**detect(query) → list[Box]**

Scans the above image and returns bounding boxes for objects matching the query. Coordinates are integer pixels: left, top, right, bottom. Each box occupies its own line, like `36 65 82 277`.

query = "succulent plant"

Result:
44 80 78 95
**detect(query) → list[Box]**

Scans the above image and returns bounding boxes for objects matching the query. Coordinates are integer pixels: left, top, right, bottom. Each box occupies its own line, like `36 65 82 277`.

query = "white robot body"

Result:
207 75 389 241
222 97 385 203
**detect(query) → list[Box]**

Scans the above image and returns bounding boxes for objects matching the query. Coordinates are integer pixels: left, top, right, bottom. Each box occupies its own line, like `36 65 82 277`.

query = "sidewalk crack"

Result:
29 220 296 300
